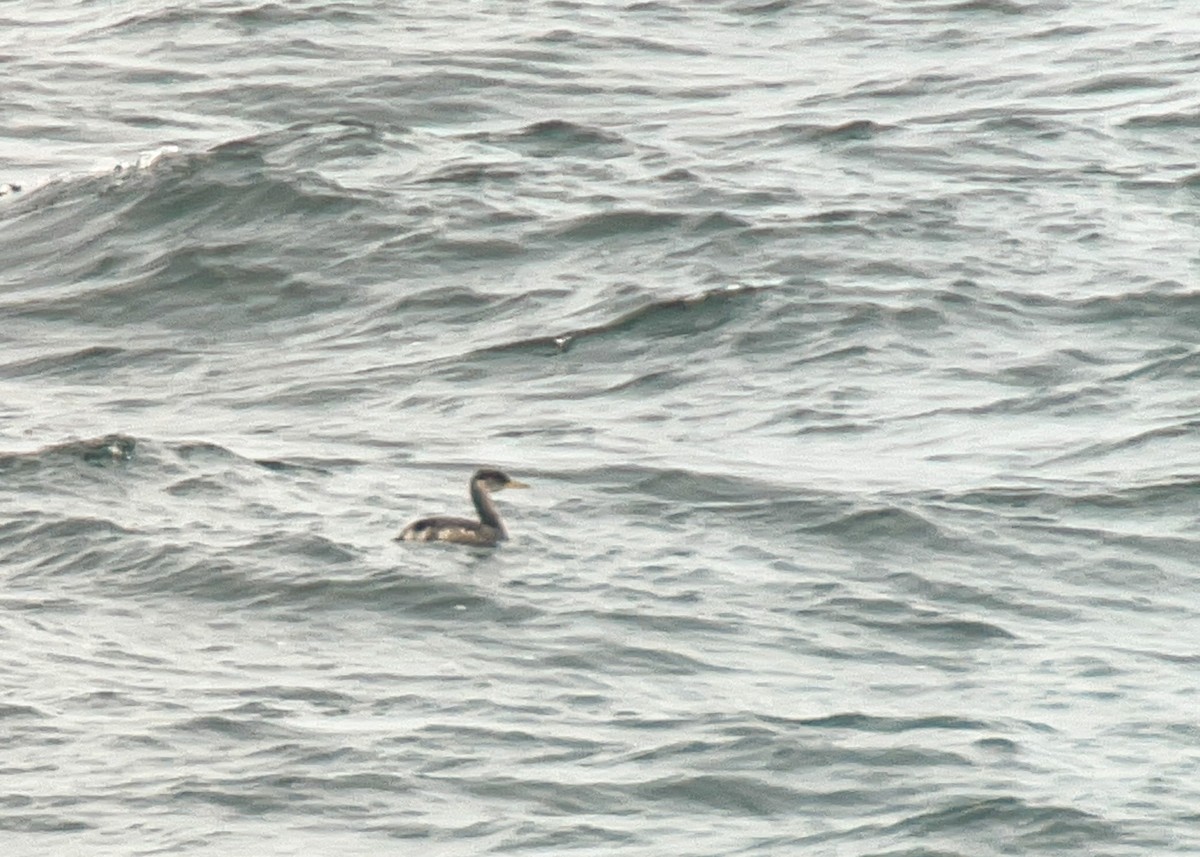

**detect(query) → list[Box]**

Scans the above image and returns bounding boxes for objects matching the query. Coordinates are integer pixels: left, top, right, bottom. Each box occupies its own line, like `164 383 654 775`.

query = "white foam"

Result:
110 144 181 175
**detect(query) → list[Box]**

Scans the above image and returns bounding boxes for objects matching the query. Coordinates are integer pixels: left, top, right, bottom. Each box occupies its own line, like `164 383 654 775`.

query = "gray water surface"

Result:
2 2 1199 855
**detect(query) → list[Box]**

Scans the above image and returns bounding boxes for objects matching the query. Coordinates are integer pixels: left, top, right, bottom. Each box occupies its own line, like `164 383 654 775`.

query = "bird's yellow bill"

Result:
506 479 530 489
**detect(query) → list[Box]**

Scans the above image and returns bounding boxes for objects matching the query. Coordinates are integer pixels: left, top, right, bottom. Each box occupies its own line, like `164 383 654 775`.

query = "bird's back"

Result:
397 516 502 546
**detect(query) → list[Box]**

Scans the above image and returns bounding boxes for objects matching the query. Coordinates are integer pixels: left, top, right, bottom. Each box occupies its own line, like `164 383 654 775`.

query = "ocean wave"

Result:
93 2 376 39
887 795 1122 844
0 434 136 471
475 118 630 150
1 133 380 331
488 284 768 358
3 3 1199 853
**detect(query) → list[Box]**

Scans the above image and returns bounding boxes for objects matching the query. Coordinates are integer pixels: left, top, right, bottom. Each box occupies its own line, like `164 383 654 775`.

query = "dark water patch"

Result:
524 367 686 400
366 820 490 840
230 685 357 714
852 259 936 283
932 476 1200 518
552 285 765 351
364 224 534 273
654 166 700 183
591 609 738 636
975 736 1019 753
886 570 1079 623
975 354 1094 388
0 137 378 332
851 72 962 100
677 210 754 234
1039 420 1200 466
730 0 795 16
1110 347 1200 382
584 464 799 509
252 456 354 475
639 773 819 815
448 284 767 365
167 441 359 479
0 595 83 615
90 244 341 329
1028 23 1096 39
944 0 1038 13
771 293 955 357
1029 525 1197 570
1124 648 1200 667
169 768 410 816
777 712 994 733
1124 720 1200 742
172 714 305 742
230 2 379 28
975 112 1067 136
809 595 1016 644
164 476 233 498
171 440 250 464
530 28 708 60
451 770 814 818
485 822 637 851
569 470 846 540
1006 284 1200 329
929 279 1030 327
761 401 876 437
340 70 509 124
237 569 544 624
265 119 395 169
90 6 208 36
784 119 891 142
906 386 1116 420
449 774 638 816
629 725 974 772
806 505 959 549
95 2 375 39
538 640 724 676
0 704 45 720
803 208 875 230
415 723 600 757
927 484 1084 518
2 517 142 583
245 532 358 565
866 614 1016 644
62 689 144 711
887 795 1125 847
555 209 686 240
606 737 723 766
0 345 154 381
780 638 971 672
170 785 290 816
1068 74 1175 95
0 434 136 472
417 162 522 185
374 283 496 316
1124 109 1200 129
770 742 970 773
479 119 628 151
0 814 93 833
112 553 281 604
417 236 526 261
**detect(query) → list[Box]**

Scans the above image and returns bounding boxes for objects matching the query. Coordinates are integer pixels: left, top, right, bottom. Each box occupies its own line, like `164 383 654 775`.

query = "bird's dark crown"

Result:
472 468 513 487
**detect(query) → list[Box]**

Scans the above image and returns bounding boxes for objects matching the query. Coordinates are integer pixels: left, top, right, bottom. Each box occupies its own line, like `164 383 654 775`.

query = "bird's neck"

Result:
470 480 506 537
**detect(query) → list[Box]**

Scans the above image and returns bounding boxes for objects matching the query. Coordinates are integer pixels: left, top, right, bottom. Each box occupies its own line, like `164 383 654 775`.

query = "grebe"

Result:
397 469 528 546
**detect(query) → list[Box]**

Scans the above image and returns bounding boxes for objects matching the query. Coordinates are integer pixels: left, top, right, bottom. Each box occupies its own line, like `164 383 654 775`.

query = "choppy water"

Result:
3 2 1199 855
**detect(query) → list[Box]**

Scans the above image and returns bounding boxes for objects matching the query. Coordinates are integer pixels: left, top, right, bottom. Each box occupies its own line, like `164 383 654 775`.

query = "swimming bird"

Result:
397 469 528 546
